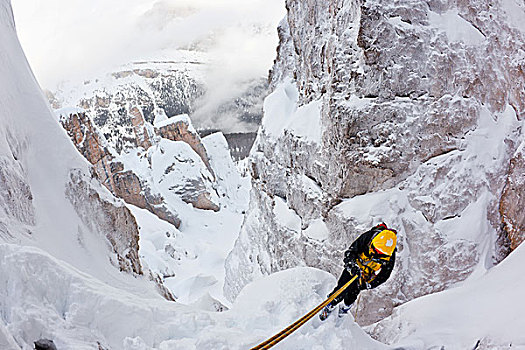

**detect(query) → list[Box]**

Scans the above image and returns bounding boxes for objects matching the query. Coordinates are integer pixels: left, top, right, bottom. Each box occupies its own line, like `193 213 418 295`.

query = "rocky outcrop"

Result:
59 110 220 222
60 62 206 154
59 111 112 165
157 116 215 178
276 0 525 199
0 157 35 239
225 0 525 327
129 105 154 150
66 169 143 274
34 339 57 350
59 111 182 227
49 59 268 155
108 161 182 226
65 169 177 299
500 145 525 250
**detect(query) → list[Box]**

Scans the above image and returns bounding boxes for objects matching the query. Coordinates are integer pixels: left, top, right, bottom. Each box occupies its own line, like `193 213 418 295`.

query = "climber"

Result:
319 223 397 321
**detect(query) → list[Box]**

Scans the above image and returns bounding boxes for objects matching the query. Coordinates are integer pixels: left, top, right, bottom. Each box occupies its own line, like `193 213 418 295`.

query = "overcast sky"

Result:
11 0 286 90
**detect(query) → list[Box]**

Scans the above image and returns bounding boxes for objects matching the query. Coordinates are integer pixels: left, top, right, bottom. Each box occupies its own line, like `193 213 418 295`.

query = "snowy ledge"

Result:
262 79 323 144
54 106 86 121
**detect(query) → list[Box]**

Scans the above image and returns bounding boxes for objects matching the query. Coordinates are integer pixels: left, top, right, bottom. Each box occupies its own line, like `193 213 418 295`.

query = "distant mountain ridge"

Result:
47 55 267 155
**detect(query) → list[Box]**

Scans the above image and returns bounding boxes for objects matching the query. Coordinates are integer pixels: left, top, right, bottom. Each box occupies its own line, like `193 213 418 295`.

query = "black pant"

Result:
328 269 362 306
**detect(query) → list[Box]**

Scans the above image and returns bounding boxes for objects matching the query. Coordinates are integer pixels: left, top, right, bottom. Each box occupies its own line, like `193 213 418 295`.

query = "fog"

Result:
11 0 285 91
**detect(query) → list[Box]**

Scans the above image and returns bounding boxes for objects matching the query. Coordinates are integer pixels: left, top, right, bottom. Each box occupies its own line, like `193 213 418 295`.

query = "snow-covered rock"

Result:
49 58 207 154
58 107 223 227
58 110 182 226
56 100 252 305
225 0 525 328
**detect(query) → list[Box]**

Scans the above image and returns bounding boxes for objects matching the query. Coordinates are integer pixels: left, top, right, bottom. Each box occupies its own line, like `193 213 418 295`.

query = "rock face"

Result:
59 109 220 226
53 60 206 154
500 145 525 250
34 339 57 350
225 0 525 327
129 106 154 150
59 111 181 227
65 169 143 274
157 117 215 178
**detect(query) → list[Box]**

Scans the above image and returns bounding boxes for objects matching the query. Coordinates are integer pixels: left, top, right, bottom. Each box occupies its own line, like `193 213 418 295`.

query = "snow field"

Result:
0 243 384 349
129 131 251 308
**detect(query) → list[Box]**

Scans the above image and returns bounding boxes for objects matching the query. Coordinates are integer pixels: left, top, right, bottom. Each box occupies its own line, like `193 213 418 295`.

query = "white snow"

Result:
336 188 407 225
129 205 184 280
202 132 250 211
303 219 329 242
434 191 492 243
5 233 525 349
262 79 323 143
0 243 386 349
428 10 486 45
377 242 525 349
286 99 323 142
120 133 251 306
274 196 302 233
54 106 85 119
153 113 195 131
502 0 525 34
152 108 169 126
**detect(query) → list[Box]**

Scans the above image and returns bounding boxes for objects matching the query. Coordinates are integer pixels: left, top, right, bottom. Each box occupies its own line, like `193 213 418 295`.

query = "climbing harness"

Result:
250 274 358 349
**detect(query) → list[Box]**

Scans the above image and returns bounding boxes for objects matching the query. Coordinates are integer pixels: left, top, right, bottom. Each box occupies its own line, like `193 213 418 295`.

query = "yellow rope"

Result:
250 274 358 350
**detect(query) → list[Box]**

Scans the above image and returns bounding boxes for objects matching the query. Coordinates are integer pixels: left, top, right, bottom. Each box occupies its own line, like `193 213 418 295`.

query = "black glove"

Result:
345 260 361 277
361 281 372 289
343 251 353 264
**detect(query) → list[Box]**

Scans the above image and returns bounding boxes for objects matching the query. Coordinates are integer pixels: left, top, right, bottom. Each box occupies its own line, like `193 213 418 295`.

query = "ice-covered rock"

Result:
58 110 182 226
225 0 525 327
49 59 207 154
65 169 142 274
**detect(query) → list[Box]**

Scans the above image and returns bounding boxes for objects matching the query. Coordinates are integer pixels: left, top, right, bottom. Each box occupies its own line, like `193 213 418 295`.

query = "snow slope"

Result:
124 131 250 307
4 235 525 349
0 243 385 349
0 0 137 282
375 242 525 349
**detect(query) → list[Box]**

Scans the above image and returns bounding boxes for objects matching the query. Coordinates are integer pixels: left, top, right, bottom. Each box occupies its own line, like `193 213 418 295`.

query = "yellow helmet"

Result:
370 229 397 257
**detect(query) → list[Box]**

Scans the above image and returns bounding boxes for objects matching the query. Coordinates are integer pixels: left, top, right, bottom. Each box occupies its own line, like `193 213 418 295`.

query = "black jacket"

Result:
343 226 396 288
